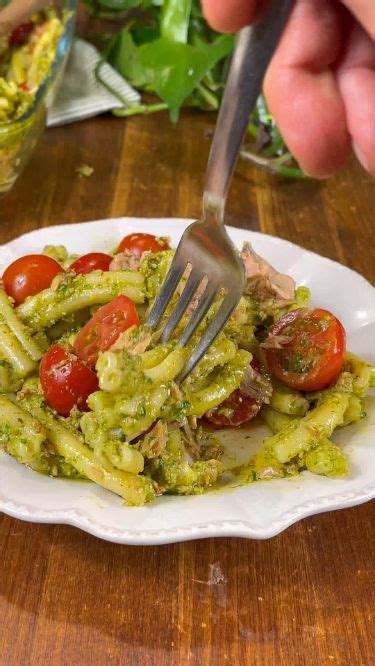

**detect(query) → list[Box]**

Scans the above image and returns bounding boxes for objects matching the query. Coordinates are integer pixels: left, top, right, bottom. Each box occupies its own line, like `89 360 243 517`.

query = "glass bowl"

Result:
0 1 77 194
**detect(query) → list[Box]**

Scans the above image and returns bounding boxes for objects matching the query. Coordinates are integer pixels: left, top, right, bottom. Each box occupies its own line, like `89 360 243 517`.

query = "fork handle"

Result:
203 0 293 223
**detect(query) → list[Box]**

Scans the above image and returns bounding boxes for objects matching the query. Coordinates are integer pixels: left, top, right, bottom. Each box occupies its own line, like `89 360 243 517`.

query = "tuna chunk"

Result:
109 250 144 272
138 420 168 459
241 242 295 309
110 326 152 355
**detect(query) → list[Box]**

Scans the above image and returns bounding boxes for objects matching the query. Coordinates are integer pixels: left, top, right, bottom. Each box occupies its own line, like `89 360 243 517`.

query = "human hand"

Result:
0 1 51 37
202 0 375 177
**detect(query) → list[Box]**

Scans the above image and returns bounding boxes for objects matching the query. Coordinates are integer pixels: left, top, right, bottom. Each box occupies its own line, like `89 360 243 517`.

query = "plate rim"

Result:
0 480 374 544
0 217 374 544
3 216 373 291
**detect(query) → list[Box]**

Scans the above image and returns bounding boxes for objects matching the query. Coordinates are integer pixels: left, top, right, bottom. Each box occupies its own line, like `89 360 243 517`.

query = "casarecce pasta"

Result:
0 231 373 505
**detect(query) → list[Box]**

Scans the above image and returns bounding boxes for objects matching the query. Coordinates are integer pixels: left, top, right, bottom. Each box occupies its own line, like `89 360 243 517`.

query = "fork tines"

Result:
147 262 237 383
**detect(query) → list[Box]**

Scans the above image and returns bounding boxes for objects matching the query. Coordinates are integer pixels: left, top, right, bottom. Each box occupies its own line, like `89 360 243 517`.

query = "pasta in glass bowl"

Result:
0 1 76 194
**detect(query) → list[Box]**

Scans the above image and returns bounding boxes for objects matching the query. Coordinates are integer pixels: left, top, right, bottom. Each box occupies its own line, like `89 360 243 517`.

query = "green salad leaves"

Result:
83 0 304 177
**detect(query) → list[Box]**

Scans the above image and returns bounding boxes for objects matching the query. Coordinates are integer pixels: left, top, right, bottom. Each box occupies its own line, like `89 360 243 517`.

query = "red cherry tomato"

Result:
2 254 63 306
265 308 346 392
9 22 34 46
69 252 112 275
205 389 262 428
118 233 170 257
39 345 98 417
74 295 140 368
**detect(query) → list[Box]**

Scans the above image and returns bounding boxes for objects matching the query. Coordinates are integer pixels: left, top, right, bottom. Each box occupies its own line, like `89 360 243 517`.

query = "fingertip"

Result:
298 154 349 180
264 68 351 179
294 119 351 179
280 121 350 180
201 0 258 33
337 28 375 176
353 142 375 176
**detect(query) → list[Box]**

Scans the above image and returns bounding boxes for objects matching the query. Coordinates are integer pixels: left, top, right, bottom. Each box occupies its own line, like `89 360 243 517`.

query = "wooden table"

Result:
0 109 374 665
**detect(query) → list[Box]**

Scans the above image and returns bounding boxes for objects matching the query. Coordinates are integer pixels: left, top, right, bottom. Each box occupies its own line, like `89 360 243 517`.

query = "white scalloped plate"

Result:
0 218 374 544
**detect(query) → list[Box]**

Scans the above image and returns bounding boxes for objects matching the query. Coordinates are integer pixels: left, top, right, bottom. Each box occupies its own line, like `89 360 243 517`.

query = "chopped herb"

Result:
75 164 94 179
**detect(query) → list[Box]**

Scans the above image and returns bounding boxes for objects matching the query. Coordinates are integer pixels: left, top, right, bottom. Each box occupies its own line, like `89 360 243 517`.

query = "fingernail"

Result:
302 168 336 180
353 143 375 176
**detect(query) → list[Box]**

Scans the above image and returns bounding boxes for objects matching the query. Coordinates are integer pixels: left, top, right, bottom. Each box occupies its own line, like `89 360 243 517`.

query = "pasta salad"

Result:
0 8 64 123
0 231 374 506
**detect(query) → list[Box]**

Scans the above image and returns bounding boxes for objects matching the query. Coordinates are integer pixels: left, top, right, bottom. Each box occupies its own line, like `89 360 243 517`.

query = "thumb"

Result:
0 0 51 36
201 0 267 33
341 1 375 40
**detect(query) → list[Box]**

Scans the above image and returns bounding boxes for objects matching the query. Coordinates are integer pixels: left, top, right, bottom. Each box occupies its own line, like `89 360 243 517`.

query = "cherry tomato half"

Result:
265 308 346 392
118 233 170 257
69 252 112 275
205 389 262 428
18 81 30 91
74 295 140 368
3 254 63 306
9 22 34 46
39 344 98 417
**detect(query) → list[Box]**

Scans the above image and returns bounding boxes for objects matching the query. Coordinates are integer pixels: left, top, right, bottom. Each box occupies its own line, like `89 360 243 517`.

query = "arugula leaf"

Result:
139 35 233 121
83 0 151 15
161 0 192 44
108 30 148 88
85 0 304 177
131 24 160 45
89 0 143 9
108 22 233 121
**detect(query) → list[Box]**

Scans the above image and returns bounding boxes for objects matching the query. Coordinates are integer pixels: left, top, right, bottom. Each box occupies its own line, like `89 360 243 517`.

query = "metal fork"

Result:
147 0 293 382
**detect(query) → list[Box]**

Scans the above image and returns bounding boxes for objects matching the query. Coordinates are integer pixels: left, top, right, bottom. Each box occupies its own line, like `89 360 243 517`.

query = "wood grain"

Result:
0 106 374 666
